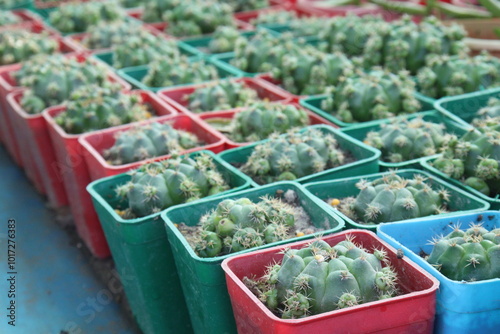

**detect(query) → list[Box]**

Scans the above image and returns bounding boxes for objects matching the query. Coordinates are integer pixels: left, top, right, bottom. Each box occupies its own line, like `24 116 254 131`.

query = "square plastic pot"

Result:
218 124 381 187
161 181 345 334
341 110 472 171
42 92 172 258
299 92 435 128
4 57 131 208
79 112 228 181
222 229 440 334
198 102 337 149
0 22 81 165
86 150 252 334
157 77 292 115
434 87 500 126
377 211 500 333
304 169 490 232
116 59 239 93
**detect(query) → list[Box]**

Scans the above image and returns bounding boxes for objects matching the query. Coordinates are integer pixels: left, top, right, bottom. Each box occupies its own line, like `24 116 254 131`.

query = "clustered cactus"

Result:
142 0 180 23
112 33 181 68
186 80 258 113
207 26 244 54
240 128 348 184
321 69 421 123
250 10 297 25
416 52 500 99
336 173 450 225
193 194 307 257
54 85 154 134
0 30 57 65
426 223 500 282
225 0 268 12
363 117 451 163
0 9 20 25
243 237 399 318
142 57 220 88
81 21 145 50
49 0 125 33
104 122 201 165
228 103 310 143
432 125 500 196
115 153 230 218
15 54 108 114
473 98 500 121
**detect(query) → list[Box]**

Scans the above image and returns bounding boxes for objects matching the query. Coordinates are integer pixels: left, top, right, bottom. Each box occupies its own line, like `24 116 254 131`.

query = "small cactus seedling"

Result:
15 54 108 114
115 152 230 218
250 10 297 25
142 57 220 88
240 128 349 185
49 1 125 33
142 0 181 23
207 26 243 54
363 117 452 163
82 21 145 50
104 122 201 165
0 10 20 26
321 69 421 123
186 80 258 113
473 97 500 122
426 223 500 282
243 235 399 318
337 173 450 225
54 85 154 134
225 0 268 12
0 30 58 65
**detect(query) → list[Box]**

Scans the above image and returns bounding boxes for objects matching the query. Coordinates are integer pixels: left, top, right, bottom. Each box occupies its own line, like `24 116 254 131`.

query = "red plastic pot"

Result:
198 102 337 149
78 111 228 181
222 229 439 334
3 9 43 27
0 23 82 165
157 77 293 116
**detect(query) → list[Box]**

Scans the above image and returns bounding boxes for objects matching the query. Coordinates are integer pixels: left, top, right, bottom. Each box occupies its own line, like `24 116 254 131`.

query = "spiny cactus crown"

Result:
0 30 58 65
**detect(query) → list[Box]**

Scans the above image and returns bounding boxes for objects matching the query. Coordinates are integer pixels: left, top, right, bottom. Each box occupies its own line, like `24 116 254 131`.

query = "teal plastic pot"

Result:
161 181 345 334
341 110 472 171
421 156 500 210
377 211 500 333
434 87 500 126
1 0 33 10
218 124 381 187
304 169 490 231
116 59 239 93
86 150 252 334
300 93 435 128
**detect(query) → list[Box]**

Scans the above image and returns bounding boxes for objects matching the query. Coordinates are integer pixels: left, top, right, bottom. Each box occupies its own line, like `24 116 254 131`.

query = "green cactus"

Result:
228 103 310 143
319 15 390 69
82 21 145 50
0 9 20 25
363 117 452 163
115 153 230 218
426 223 500 282
382 15 468 75
54 85 155 134
244 236 399 318
15 54 109 114
321 69 421 123
104 122 201 165
240 128 348 185
49 0 125 33
142 0 180 23
225 0 268 12
163 0 235 37
142 57 220 88
207 26 244 54
192 192 316 257
432 126 500 196
416 52 500 99
120 0 143 8
0 30 58 65
187 80 258 113
337 173 450 225
112 33 181 68
474 98 500 121
250 10 297 25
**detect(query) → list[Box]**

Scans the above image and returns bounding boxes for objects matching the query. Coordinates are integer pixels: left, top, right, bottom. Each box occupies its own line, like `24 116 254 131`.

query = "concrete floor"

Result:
0 145 139 334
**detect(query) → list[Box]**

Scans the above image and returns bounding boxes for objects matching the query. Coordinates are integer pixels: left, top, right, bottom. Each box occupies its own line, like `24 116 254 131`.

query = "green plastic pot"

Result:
116 59 239 93
299 93 435 128
421 156 500 210
86 150 252 334
218 124 381 187
304 169 490 231
161 181 345 334
1 0 33 10
434 87 500 126
341 110 472 171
